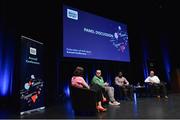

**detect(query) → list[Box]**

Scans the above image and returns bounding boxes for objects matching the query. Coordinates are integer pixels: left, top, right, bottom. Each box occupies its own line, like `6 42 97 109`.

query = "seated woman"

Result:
71 66 107 112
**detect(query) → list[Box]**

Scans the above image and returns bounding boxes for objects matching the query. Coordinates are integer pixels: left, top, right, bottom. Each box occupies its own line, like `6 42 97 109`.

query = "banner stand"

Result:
20 106 45 115
20 36 45 115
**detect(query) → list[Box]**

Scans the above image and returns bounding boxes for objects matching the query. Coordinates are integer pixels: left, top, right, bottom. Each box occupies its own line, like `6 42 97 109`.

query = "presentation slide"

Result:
63 5 130 62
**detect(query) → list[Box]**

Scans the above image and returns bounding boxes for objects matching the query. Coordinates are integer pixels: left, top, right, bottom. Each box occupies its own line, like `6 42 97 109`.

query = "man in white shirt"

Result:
115 72 133 100
145 70 168 99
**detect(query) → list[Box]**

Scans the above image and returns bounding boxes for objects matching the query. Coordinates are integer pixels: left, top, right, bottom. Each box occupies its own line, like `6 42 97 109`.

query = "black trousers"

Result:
90 84 104 102
147 82 167 97
118 85 133 99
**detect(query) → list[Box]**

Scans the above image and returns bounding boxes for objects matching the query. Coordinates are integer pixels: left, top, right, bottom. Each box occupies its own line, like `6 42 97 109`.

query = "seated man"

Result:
115 72 133 100
144 70 168 99
91 69 120 106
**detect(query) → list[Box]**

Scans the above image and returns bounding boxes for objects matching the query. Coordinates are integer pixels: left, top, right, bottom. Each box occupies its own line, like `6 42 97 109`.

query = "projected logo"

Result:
110 26 128 53
67 9 78 20
20 75 43 106
30 47 37 55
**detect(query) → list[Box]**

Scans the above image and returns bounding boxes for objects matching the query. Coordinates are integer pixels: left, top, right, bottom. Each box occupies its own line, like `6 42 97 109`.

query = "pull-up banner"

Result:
20 36 45 115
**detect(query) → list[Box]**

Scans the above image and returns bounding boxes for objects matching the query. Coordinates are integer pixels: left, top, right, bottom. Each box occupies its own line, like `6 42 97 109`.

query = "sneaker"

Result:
165 96 168 99
109 101 115 105
109 101 120 105
114 101 120 105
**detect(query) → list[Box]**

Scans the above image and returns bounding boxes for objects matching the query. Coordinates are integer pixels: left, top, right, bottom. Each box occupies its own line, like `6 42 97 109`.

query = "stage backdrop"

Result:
20 36 45 114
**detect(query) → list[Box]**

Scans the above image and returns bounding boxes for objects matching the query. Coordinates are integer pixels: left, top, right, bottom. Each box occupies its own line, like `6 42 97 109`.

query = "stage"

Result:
1 93 180 119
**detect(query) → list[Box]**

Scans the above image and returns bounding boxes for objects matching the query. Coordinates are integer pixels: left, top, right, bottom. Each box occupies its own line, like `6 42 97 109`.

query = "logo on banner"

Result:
67 9 78 20
30 47 37 55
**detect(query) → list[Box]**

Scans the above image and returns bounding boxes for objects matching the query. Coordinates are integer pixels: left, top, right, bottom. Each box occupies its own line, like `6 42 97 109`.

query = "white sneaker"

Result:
109 101 115 105
114 101 120 105
109 101 120 105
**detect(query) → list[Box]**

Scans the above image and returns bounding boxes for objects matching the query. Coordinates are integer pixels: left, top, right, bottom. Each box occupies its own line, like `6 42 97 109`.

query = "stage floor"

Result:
1 93 180 119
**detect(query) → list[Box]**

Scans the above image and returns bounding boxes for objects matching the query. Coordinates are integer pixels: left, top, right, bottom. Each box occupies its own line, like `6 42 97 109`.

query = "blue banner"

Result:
20 36 45 114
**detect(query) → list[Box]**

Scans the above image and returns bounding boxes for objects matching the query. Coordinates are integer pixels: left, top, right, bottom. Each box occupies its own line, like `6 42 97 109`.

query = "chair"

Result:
144 82 167 97
113 84 134 100
69 86 97 115
113 84 124 100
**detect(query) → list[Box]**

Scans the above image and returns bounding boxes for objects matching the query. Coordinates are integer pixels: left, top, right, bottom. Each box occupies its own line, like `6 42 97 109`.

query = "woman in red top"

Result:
71 66 107 112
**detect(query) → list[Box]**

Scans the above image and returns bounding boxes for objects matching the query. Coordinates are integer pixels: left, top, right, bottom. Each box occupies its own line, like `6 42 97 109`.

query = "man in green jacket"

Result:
91 70 120 105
